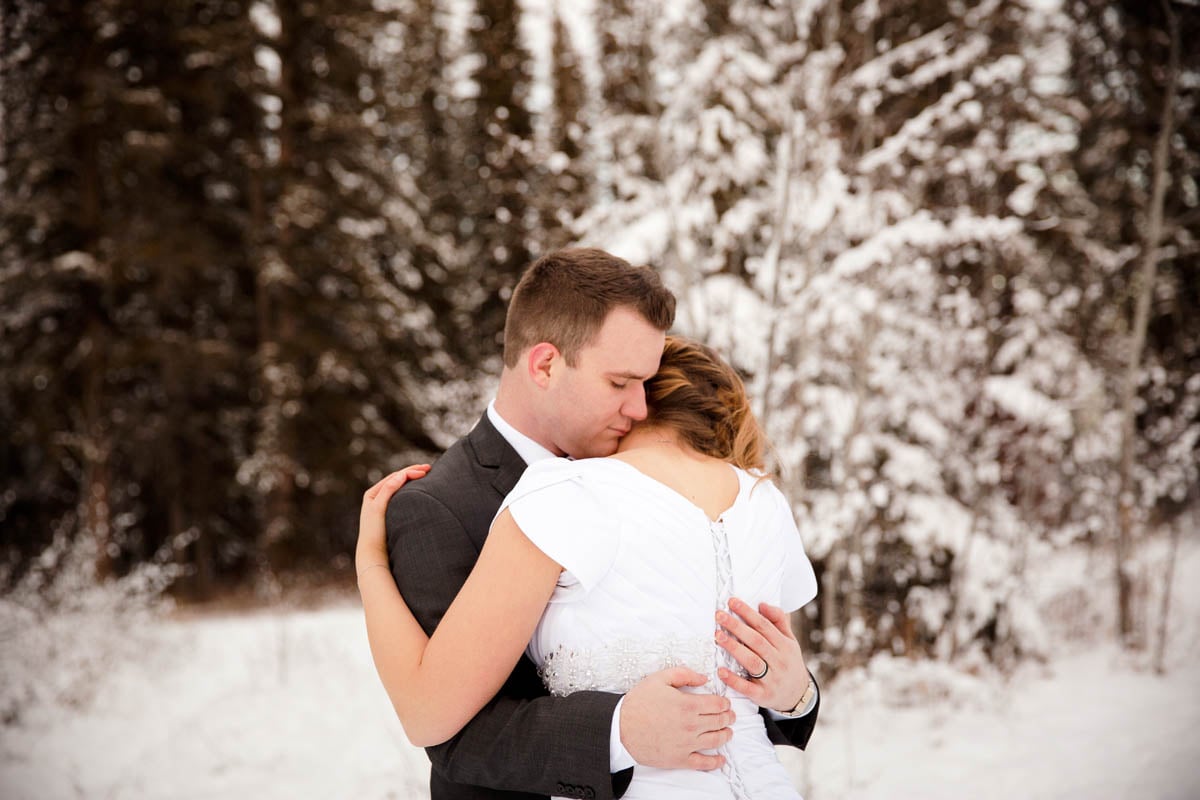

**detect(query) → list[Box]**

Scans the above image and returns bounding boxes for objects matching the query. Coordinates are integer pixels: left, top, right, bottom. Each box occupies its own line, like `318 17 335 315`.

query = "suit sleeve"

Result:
386 486 631 800
759 674 820 749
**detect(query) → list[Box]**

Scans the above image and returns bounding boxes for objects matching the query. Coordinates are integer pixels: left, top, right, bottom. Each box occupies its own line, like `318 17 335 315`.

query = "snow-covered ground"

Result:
3 538 1199 800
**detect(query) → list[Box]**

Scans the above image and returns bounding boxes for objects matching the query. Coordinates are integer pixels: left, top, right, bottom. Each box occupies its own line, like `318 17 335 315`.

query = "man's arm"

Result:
760 677 820 749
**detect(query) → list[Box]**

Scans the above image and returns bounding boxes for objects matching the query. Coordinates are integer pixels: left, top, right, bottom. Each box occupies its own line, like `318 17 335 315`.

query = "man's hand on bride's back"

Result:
619 667 734 771
356 464 431 575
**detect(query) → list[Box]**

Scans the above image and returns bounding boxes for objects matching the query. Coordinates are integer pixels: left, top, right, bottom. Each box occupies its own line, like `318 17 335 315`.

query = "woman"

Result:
357 337 818 799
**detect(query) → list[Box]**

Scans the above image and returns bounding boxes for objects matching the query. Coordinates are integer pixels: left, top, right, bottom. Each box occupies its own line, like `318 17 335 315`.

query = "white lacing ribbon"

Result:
710 519 752 800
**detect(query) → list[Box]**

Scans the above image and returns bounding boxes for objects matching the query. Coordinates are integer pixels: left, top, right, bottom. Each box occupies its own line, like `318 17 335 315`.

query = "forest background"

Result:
1 0 1198 711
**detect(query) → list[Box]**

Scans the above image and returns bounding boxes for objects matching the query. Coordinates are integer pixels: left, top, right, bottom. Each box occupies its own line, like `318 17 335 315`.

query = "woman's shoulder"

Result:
519 456 578 479
509 457 579 497
508 456 618 500
731 468 792 513
507 457 648 516
521 455 632 480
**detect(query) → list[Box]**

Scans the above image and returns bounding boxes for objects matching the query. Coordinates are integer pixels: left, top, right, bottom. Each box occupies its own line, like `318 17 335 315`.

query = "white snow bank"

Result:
2 537 1199 799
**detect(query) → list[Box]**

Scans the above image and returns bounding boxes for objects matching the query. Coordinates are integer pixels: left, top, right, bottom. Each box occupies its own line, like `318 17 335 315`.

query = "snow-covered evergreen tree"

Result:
239 0 452 583
577 0 1117 670
1 0 452 593
0 0 266 589
532 9 594 252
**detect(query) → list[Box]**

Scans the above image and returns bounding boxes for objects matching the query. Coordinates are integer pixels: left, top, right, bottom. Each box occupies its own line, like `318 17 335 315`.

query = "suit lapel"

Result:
466 412 528 520
491 451 527 498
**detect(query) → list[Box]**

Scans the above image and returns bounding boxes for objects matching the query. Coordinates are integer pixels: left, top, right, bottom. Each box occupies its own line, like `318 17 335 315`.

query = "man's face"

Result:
545 306 665 459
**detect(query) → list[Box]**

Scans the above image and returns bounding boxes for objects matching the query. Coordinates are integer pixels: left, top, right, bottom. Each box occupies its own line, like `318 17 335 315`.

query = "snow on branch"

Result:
983 375 1073 438
843 32 990 116
829 211 1024 279
838 24 956 97
859 55 1026 173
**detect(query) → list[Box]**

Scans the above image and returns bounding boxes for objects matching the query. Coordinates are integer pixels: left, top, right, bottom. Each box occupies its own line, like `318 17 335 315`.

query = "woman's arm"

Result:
356 469 562 747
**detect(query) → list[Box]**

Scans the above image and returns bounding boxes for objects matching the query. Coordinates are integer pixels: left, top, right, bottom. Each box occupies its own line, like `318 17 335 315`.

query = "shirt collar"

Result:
487 400 558 466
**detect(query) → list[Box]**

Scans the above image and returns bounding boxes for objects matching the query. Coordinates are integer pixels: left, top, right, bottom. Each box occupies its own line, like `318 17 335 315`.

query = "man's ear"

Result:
526 342 560 389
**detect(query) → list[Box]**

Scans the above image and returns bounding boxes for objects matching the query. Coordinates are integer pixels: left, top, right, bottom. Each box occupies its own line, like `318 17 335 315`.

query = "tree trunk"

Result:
822 544 843 657
72 9 111 581
1115 0 1179 647
1153 518 1181 674
82 326 113 581
250 5 307 591
946 511 980 661
843 314 876 661
252 197 292 590
758 126 794 435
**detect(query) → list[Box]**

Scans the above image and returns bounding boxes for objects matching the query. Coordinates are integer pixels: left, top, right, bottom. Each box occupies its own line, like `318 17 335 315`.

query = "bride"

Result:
357 336 819 799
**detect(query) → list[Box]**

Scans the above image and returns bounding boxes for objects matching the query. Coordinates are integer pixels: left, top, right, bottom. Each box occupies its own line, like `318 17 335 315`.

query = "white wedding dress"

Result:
500 457 818 800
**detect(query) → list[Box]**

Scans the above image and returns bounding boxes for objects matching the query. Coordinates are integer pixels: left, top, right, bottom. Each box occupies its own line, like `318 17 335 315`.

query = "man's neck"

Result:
493 376 562 457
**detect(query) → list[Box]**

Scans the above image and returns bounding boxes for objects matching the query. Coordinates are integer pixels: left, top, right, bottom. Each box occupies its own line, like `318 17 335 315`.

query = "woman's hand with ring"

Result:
714 597 810 713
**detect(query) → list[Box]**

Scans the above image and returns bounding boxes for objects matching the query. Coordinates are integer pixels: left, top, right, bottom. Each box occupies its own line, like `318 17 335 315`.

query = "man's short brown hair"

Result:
502 248 676 368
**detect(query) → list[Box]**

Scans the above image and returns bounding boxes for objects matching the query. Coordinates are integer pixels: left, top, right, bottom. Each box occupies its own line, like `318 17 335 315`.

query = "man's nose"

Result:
624 387 648 421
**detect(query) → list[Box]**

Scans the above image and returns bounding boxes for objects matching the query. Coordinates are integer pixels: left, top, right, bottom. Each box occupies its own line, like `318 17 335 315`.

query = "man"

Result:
386 248 818 800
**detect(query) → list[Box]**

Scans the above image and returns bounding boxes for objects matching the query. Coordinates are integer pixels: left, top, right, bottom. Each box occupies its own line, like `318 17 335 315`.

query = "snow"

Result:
984 374 1074 438
3 537 1199 800
1 606 431 799
248 1 280 39
781 644 1200 799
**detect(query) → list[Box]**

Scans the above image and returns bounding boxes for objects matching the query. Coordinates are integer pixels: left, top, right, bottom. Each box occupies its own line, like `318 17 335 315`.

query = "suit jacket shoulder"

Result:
385 414 524 633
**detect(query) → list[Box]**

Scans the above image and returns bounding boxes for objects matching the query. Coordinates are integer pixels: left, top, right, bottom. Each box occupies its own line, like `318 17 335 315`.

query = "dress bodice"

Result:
500 457 817 800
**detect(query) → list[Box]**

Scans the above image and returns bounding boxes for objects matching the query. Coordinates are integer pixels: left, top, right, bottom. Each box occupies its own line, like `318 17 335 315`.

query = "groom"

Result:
386 248 819 800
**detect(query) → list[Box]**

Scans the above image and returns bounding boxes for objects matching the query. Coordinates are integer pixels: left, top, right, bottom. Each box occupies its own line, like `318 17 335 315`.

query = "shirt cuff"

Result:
766 683 819 720
610 696 637 771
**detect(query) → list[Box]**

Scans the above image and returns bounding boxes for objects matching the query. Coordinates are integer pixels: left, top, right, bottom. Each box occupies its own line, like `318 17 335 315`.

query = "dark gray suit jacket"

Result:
385 414 818 800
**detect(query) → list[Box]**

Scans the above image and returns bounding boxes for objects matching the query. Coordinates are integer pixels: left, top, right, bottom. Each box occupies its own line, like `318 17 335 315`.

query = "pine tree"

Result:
455 0 535 357
0 0 263 588
243 0 445 583
1067 0 1200 644
579 0 1109 670
1 0 452 593
534 9 593 251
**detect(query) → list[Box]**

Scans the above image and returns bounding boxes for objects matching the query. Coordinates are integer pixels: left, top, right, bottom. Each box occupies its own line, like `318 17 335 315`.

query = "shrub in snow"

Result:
835 651 998 711
0 522 181 726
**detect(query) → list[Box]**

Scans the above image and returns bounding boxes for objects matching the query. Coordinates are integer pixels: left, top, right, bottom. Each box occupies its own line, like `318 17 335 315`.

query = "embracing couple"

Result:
356 248 820 799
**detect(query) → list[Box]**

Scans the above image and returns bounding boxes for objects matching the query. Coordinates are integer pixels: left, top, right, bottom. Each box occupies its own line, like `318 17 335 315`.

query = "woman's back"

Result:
500 455 817 800
610 444 742 522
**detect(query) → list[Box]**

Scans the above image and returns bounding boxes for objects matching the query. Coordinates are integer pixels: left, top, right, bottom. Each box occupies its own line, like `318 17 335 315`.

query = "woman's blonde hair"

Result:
644 336 770 474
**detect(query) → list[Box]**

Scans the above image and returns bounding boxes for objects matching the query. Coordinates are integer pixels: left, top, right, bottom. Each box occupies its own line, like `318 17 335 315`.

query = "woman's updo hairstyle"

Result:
644 336 770 474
